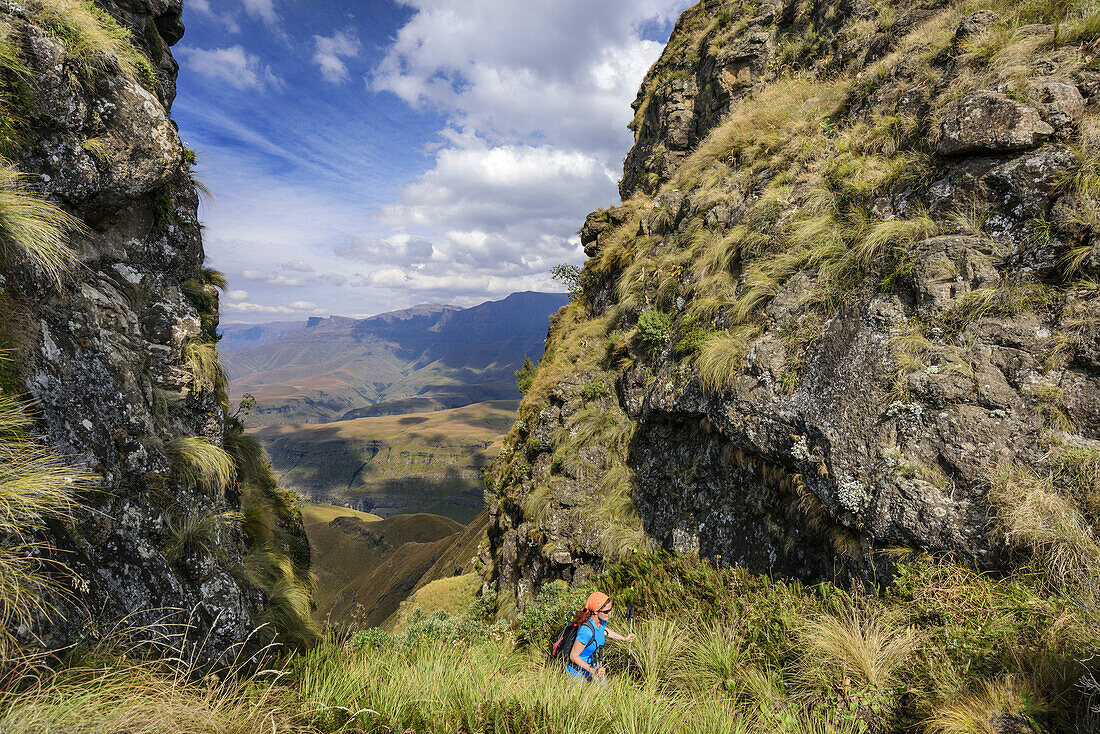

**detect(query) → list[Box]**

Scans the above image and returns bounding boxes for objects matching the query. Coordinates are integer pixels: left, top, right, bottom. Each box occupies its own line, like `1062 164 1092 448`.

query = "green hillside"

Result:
301 504 462 625
254 400 516 523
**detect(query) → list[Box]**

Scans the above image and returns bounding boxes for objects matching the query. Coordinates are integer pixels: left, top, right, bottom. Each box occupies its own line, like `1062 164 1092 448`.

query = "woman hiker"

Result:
567 591 635 681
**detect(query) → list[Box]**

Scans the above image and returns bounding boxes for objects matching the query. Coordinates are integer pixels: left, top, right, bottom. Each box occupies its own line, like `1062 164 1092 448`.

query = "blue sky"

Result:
173 0 692 322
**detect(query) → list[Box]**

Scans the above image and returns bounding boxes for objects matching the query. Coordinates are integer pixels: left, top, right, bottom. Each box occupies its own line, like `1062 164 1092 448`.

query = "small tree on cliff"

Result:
515 356 536 395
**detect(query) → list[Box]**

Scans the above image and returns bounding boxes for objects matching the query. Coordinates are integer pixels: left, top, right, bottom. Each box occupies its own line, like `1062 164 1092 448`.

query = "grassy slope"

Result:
301 503 461 623
254 400 516 524
389 573 481 633
10 553 1096 733
324 532 461 629
383 509 490 629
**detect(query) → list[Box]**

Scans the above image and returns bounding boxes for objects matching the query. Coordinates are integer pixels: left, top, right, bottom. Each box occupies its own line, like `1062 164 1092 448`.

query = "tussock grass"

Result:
795 606 918 691
926 675 1044 734
29 0 156 85
941 277 1052 334
183 340 226 394
164 508 241 562
521 481 553 525
223 420 267 488
0 614 294 733
0 391 91 659
628 618 689 692
0 661 292 733
696 325 760 391
987 462 1100 587
200 266 228 290
682 621 749 694
0 165 82 286
168 436 235 496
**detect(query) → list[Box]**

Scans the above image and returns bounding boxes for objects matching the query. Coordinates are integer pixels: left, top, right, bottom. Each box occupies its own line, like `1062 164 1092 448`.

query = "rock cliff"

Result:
486 0 1100 606
0 0 311 657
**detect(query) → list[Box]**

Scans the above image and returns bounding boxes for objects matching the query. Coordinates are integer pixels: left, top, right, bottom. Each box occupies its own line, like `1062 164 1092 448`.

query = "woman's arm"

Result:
604 627 636 643
569 638 601 677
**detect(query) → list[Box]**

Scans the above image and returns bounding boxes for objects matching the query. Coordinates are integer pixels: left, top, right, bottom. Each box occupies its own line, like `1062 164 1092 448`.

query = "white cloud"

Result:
242 269 304 286
226 289 249 300
334 234 435 265
371 0 685 154
227 300 326 315
191 0 212 12
241 0 279 26
178 46 281 90
191 0 694 321
313 31 360 84
333 0 690 314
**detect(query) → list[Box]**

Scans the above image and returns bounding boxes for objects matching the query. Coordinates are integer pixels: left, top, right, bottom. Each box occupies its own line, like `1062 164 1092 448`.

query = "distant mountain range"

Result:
221 291 568 425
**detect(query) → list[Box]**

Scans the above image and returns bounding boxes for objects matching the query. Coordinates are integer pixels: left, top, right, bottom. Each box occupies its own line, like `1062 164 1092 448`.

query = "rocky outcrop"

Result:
487 1 1100 606
0 1 288 658
936 91 1053 155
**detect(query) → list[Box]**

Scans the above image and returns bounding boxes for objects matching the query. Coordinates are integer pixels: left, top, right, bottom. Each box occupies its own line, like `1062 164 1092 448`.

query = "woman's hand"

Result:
623 633 635 643
595 667 607 679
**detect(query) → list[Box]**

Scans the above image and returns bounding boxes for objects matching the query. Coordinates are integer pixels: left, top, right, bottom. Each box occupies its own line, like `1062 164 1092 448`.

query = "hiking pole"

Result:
626 604 635 672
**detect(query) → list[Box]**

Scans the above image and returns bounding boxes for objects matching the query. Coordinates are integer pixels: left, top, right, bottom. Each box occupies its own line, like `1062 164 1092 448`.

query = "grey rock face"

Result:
620 4 779 199
1027 77 1085 130
487 0 1100 604
2 1 263 658
936 91 1054 155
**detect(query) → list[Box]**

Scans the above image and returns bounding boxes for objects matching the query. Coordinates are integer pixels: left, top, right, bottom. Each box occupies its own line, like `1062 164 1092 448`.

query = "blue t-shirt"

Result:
566 619 606 678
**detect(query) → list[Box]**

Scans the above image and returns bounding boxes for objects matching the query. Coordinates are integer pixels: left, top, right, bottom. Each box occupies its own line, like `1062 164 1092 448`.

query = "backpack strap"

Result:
566 619 599 672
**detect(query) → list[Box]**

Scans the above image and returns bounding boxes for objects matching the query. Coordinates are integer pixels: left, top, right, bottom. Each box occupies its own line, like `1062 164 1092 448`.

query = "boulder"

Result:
937 90 1053 155
1026 77 1085 129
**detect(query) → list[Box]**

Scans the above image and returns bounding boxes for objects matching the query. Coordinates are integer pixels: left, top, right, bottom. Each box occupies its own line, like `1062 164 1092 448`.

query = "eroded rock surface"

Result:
1 1 267 658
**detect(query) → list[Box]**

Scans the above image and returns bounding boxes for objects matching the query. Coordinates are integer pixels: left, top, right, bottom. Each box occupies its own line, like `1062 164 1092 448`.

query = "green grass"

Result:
0 547 1096 732
0 164 82 287
30 0 157 86
392 572 481 631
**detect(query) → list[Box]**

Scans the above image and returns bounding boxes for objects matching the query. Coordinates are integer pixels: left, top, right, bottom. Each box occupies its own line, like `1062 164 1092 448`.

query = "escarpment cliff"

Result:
486 0 1100 605
0 1 312 657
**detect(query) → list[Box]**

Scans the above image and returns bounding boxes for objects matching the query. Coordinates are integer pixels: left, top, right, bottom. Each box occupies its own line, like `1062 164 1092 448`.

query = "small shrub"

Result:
513 580 591 650
551 263 583 300
675 317 708 359
349 627 390 651
578 379 611 402
636 309 672 349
